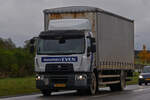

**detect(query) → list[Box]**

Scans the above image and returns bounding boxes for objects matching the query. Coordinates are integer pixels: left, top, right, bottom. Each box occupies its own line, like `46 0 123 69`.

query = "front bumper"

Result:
36 73 91 91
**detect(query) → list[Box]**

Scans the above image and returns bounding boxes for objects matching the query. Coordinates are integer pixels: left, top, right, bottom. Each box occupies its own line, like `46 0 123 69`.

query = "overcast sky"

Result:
0 0 150 50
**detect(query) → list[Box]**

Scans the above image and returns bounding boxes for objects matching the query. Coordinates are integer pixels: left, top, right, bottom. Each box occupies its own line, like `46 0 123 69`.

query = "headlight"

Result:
75 74 87 80
36 75 44 80
139 75 143 79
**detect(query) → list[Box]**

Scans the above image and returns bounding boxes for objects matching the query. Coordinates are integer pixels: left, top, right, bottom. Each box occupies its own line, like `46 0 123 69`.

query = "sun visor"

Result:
48 19 91 31
39 30 85 39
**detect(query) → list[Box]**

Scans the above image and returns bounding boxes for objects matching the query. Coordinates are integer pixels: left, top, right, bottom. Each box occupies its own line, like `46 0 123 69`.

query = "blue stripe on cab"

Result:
41 57 78 62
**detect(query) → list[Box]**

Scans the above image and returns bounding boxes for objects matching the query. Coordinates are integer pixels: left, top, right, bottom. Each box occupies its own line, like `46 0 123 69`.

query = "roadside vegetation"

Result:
127 72 139 85
0 37 37 97
136 45 150 65
0 77 39 97
0 38 34 78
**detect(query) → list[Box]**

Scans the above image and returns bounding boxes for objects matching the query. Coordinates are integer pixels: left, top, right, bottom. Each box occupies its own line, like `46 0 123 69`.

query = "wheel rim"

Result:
90 74 96 95
120 71 125 90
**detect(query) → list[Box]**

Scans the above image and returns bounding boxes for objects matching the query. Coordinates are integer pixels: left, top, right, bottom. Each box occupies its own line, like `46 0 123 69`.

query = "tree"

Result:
0 38 15 49
0 37 34 78
138 44 150 64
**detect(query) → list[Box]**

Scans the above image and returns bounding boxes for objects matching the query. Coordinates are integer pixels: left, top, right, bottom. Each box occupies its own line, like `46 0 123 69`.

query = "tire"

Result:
77 89 86 95
120 71 126 90
110 84 119 91
41 90 51 96
145 83 148 85
110 71 126 91
88 73 97 95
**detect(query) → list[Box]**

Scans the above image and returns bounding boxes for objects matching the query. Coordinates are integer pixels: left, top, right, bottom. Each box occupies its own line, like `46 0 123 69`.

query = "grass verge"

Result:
127 72 139 85
0 77 39 97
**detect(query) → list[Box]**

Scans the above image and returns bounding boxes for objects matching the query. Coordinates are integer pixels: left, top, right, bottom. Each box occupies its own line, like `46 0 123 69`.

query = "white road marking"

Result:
52 90 77 95
132 87 150 92
92 94 111 98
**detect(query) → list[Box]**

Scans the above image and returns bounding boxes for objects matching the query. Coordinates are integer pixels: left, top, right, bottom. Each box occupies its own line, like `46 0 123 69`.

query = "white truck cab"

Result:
33 19 96 95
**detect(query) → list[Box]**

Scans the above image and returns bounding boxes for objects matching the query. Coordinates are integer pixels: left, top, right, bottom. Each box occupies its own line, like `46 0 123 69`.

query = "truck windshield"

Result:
37 37 85 55
143 67 150 73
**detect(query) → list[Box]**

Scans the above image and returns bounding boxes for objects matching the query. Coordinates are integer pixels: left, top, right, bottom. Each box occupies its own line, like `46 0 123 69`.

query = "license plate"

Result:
146 78 150 80
54 84 66 87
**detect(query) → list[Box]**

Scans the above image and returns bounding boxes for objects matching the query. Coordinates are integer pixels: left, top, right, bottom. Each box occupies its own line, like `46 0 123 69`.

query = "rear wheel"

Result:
110 71 126 91
41 90 51 96
145 82 148 85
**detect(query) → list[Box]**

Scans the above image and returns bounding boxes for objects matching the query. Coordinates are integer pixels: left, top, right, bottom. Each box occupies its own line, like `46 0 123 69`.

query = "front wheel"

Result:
41 90 51 96
88 73 97 95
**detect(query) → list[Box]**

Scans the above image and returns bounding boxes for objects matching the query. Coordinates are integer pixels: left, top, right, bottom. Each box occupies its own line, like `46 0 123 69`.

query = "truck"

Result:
30 6 134 96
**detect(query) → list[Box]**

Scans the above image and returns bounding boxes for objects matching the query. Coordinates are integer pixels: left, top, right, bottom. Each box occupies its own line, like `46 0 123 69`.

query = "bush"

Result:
10 64 19 77
0 37 34 78
0 48 34 78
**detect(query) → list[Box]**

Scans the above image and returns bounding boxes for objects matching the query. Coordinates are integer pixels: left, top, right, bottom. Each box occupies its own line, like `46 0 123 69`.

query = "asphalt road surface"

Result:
1 85 150 100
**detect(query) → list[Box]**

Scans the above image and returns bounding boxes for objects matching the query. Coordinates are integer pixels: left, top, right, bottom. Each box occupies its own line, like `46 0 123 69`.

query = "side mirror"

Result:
91 45 96 53
90 37 96 53
30 38 35 44
30 45 35 54
87 47 91 57
29 38 35 54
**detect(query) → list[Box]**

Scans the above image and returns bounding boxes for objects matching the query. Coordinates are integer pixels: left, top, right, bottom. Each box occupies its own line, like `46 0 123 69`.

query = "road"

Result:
1 85 150 100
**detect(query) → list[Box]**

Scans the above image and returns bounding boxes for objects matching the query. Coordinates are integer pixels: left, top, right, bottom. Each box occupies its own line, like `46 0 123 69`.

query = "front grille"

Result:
45 63 74 73
51 79 68 83
45 74 74 84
